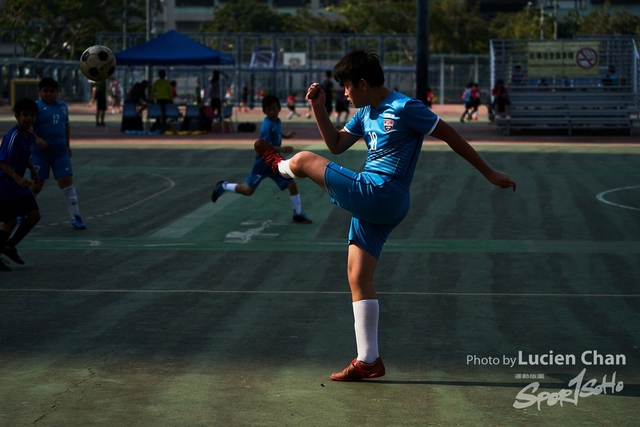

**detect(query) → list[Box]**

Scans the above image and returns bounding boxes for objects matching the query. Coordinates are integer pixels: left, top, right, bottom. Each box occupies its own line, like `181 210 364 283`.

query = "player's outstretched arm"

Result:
306 83 358 154
430 120 516 192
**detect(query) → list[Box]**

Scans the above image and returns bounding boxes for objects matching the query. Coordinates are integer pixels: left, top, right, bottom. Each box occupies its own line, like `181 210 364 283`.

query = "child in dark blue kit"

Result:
0 98 47 271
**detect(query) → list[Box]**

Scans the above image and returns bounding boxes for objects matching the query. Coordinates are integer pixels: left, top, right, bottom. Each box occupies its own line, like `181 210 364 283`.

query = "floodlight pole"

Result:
122 0 127 50
416 0 429 104
553 0 558 40
540 0 544 40
146 0 151 42
146 0 152 96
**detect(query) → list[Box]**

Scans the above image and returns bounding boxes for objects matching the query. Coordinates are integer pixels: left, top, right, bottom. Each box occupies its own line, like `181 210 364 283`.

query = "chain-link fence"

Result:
1 32 492 107
95 32 491 108
3 33 638 108
490 36 639 96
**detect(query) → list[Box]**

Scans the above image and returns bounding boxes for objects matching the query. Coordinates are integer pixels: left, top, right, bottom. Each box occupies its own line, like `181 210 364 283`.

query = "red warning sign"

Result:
576 47 598 70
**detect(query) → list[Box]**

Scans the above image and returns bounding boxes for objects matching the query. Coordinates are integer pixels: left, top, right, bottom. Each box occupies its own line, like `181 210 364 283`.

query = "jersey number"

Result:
52 114 60 124
368 132 378 150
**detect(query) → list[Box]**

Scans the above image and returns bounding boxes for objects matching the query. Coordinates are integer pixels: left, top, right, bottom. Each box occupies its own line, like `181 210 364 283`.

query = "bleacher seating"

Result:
494 89 639 135
489 36 640 136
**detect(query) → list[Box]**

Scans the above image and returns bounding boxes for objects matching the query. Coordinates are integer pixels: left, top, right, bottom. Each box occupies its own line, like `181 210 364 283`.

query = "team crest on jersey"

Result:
383 119 394 132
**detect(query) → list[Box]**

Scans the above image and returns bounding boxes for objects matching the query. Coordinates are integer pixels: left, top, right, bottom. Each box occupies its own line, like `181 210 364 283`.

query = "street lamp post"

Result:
416 0 429 104
540 0 545 40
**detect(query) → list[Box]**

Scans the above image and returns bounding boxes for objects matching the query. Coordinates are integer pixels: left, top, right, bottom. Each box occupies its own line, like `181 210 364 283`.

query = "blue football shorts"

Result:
324 161 411 259
246 161 292 191
30 146 73 180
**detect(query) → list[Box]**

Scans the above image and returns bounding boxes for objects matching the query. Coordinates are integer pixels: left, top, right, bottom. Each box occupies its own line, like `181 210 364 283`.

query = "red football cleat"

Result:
330 358 386 381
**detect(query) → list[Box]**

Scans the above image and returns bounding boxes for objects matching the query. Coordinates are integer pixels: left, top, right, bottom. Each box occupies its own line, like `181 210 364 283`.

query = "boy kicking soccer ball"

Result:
211 94 312 224
254 49 516 381
0 98 46 271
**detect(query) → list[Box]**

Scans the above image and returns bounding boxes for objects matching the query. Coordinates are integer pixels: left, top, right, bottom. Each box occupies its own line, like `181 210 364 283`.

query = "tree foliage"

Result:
429 0 489 54
1 0 638 59
573 5 640 36
488 7 548 40
327 0 417 34
0 0 151 60
200 0 285 33
280 9 348 34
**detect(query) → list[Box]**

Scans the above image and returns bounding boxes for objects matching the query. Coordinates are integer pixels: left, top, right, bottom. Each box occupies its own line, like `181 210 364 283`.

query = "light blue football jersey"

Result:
343 91 439 187
33 99 69 153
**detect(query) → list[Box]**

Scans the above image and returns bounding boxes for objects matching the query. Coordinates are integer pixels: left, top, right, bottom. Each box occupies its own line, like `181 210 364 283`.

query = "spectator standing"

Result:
150 70 173 131
491 79 510 120
335 83 350 127
125 80 149 112
90 80 107 126
109 79 122 114
241 82 250 112
209 71 222 120
320 70 334 116
194 80 203 105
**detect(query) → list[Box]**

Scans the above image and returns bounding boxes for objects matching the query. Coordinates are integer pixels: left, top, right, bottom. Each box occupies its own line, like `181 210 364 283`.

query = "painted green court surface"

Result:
1 137 639 426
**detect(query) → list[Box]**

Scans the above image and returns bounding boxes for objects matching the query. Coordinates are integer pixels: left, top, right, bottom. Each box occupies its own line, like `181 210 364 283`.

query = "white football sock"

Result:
222 182 237 192
277 159 299 180
62 185 80 218
353 299 380 364
290 194 302 215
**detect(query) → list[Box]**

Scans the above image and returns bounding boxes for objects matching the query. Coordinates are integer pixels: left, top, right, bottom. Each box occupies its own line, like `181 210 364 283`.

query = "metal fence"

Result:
3 33 639 109
96 32 491 108
1 32 491 107
490 36 639 101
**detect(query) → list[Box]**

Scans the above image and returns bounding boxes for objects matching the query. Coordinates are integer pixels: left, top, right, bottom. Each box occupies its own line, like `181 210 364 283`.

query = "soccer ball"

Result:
80 45 116 82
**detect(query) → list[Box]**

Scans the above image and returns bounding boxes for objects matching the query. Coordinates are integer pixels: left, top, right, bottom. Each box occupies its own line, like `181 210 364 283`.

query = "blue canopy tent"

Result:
114 30 234 66
115 30 234 133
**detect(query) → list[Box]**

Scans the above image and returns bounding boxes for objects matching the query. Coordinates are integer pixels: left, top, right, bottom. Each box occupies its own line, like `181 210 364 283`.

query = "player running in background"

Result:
31 77 86 229
286 92 301 119
211 94 312 224
0 98 46 271
254 49 516 381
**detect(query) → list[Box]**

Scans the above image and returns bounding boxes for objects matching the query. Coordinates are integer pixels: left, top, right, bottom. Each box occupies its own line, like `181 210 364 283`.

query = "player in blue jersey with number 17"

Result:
31 77 86 229
254 48 516 381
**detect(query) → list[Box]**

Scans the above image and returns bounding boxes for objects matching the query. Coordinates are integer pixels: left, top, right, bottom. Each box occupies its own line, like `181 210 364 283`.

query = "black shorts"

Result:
0 193 39 222
96 96 107 111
